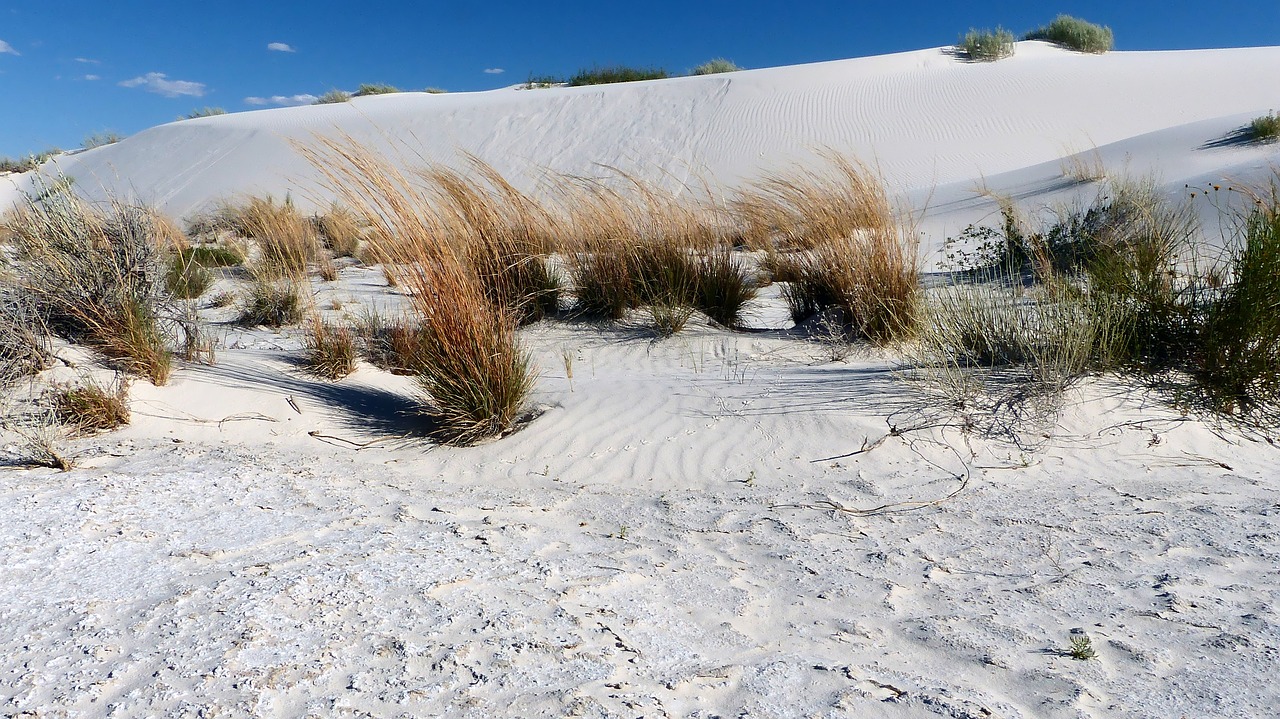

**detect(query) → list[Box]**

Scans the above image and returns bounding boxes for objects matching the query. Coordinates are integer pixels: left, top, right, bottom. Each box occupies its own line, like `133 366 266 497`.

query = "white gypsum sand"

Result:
2 41 1280 718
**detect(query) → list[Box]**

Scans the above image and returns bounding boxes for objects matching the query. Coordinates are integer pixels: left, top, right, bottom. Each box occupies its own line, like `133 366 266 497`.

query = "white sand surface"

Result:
3 41 1280 718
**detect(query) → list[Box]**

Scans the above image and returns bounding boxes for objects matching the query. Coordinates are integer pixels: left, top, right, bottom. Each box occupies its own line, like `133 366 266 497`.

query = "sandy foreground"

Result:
3 41 1280 717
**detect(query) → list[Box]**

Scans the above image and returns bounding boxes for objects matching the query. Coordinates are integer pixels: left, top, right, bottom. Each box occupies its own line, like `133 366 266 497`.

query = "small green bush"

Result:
52 376 130 434
238 279 303 327
1249 112 1280 143
692 58 742 75
164 255 214 299
180 245 244 267
313 89 352 105
353 83 400 97
1025 15 1113 53
960 27 1016 61
423 87 448 94
568 65 669 86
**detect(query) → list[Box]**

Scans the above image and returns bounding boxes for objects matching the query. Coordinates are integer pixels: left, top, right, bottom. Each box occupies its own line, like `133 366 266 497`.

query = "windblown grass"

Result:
301 137 535 444
232 196 320 279
304 318 357 379
960 27 1016 61
314 204 363 258
52 375 130 434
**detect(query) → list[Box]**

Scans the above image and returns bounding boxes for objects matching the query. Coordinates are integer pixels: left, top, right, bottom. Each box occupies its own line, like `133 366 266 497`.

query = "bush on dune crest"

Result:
1025 15 1113 54
960 27 1016 62
1249 113 1280 144
568 65 669 86
692 58 742 75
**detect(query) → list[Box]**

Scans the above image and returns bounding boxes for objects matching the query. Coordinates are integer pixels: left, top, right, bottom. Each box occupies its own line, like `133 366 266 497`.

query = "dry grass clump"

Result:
6 195 174 383
232 196 320 279
303 138 535 444
737 156 919 343
304 318 357 379
355 309 429 375
313 204 363 258
52 375 130 434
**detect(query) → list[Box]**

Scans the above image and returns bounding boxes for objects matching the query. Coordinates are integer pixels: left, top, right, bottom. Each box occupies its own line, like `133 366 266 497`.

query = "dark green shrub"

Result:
164 255 214 299
568 65 669 86
1249 113 1280 143
960 27 1016 61
180 245 244 267
1025 15 1113 53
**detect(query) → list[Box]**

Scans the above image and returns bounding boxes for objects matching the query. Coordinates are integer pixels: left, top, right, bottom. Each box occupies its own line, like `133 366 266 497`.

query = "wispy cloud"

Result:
483 67 504 74
244 93 316 107
0 40 18 56
119 72 207 98
75 57 100 64
267 42 296 53
83 74 100 81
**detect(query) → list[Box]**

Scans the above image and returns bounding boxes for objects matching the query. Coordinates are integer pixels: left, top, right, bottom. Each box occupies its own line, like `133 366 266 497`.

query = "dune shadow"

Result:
1200 127 1256 150
184 355 439 440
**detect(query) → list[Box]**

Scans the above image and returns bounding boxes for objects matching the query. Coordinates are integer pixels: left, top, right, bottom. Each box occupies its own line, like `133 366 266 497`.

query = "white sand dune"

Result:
4 41 1280 718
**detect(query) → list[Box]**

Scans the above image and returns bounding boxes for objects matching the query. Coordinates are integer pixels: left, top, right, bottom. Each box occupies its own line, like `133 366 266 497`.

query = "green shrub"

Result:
304 319 357 379
1025 15 1114 53
353 83 400 97
423 87 448 94
568 65 669 86
180 244 244 267
960 27 1016 61
237 279 303 327
694 248 758 328
164 255 214 299
1249 112 1280 143
313 89 352 105
692 58 742 75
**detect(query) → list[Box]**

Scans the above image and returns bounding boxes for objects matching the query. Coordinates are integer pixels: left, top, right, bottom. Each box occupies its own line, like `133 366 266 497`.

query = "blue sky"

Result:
1 1 1276 158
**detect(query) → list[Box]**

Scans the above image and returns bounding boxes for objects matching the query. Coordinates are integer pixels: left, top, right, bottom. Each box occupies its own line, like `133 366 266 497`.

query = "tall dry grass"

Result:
737 155 919 343
300 138 535 444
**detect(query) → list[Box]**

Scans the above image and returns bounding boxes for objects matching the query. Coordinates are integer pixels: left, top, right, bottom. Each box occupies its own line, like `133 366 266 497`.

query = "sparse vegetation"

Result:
692 58 742 75
313 89 352 105
52 375 130 434
423 87 448 94
1249 112 1280 144
180 244 244 268
304 318 357 379
232 196 320 278
314 204 363 258
82 131 124 149
0 148 61 174
353 83 400 97
164 253 215 299
960 27 1016 61
0 289 50 387
1026 15 1114 54
237 279 304 327
525 75 563 89
1068 635 1097 660
568 65 669 86
182 107 227 120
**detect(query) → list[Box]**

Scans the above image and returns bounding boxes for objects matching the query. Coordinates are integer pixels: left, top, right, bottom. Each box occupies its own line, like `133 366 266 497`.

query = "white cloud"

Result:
119 72 207 98
244 93 317 107
0 40 18 56
483 67 504 74
75 57 100 64
83 74 100 81
267 42 296 53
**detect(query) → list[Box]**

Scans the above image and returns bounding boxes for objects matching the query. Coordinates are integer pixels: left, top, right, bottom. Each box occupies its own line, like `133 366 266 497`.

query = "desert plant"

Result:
1249 112 1280 144
355 308 428 375
353 83 400 96
424 87 448 94
314 203 365 257
302 138 536 444
179 244 244 267
182 107 227 119
52 375 130 434
233 195 320 278
83 131 123 149
1026 15 1113 53
693 247 759 328
568 65 669 86
960 27 1016 61
525 74 563 89
237 279 304 327
313 89 352 105
0 148 60 175
164 253 214 299
0 288 51 387
692 58 742 75
1068 635 1097 660
648 297 695 338
8 195 173 383
738 154 919 343
304 318 357 379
